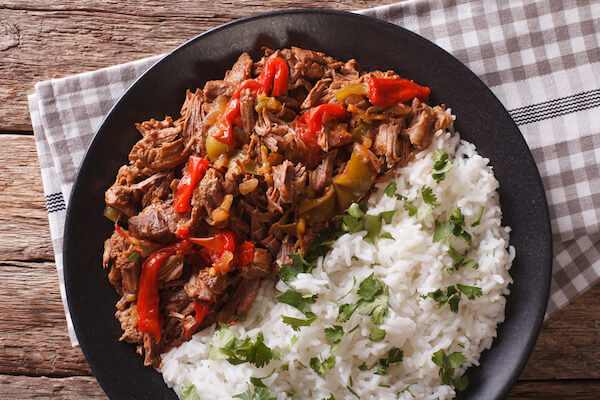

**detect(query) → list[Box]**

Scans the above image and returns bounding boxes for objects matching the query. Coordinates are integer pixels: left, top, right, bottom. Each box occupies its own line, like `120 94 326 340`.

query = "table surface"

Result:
1 1 599 399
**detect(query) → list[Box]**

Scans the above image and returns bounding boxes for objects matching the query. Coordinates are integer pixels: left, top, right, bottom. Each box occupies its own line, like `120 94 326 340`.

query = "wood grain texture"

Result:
508 380 600 400
0 135 54 260
0 375 105 399
0 260 91 376
0 0 398 131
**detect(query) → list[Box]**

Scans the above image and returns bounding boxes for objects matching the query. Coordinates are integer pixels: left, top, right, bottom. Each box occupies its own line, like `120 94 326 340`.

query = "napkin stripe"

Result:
46 192 67 213
509 89 600 125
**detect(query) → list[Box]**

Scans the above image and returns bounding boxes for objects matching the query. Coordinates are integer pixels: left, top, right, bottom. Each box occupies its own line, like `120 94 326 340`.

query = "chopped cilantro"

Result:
338 203 397 244
233 379 278 400
289 334 298 349
255 313 261 322
180 380 200 400
282 314 317 331
310 354 336 378
421 186 437 206
433 220 454 243
357 273 383 300
432 150 453 182
356 285 389 325
384 181 406 201
320 395 335 400
275 289 317 315
337 276 357 301
336 303 359 323
471 206 485 227
348 324 359 334
324 325 344 350
280 363 289 371
431 349 469 389
280 251 315 283
404 186 437 220
378 384 391 388
358 362 370 371
457 283 483 300
369 326 386 342
398 384 415 398
209 323 280 367
346 385 361 399
375 348 404 375
426 284 482 313
127 252 139 262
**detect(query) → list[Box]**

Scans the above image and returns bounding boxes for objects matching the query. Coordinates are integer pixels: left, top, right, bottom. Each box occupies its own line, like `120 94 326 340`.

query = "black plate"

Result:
64 9 552 400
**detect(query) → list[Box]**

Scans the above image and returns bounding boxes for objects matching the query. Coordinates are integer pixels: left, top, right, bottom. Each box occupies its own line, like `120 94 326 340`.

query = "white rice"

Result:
160 124 515 400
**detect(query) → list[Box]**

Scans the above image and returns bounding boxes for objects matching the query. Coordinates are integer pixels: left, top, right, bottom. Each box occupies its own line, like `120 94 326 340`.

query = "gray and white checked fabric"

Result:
30 0 600 346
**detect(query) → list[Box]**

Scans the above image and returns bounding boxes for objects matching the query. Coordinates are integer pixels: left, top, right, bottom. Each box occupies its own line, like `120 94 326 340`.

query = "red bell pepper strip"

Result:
184 300 211 339
173 156 210 213
237 241 255 266
295 103 349 168
213 57 288 144
114 222 131 239
366 77 430 107
257 56 289 96
137 239 191 343
189 230 236 273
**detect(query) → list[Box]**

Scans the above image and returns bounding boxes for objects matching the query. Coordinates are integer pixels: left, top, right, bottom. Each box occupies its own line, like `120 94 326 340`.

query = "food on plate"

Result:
102 47 513 399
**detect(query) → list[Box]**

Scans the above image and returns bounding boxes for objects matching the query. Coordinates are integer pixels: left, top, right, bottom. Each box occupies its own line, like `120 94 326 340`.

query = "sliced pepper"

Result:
333 143 377 211
298 185 337 222
189 230 236 274
138 239 191 343
295 103 349 168
184 301 211 339
335 83 368 103
257 56 289 96
366 77 430 107
213 57 288 145
173 156 210 213
237 241 255 266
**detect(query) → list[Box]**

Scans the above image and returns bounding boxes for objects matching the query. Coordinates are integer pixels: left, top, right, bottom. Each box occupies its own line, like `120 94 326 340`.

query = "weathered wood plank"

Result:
0 261 91 376
0 375 105 399
520 283 600 380
0 0 399 131
0 135 54 260
508 380 600 399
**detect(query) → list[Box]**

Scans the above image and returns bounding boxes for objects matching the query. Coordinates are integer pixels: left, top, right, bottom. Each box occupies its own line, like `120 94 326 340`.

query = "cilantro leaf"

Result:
363 214 382 244
432 150 453 182
282 314 317 331
432 349 468 389
275 289 317 315
461 259 479 269
374 348 404 375
379 232 394 240
384 181 397 198
358 362 370 371
209 325 280 367
379 210 397 224
369 326 386 342
310 354 336 378
233 383 278 400
127 252 139 262
324 325 344 348
357 286 389 325
457 284 483 300
357 273 383 301
471 206 485 227
403 201 418 216
433 220 454 243
426 284 482 312
348 202 366 218
421 186 437 206
280 251 315 282
321 395 336 400
337 303 359 322
180 381 200 400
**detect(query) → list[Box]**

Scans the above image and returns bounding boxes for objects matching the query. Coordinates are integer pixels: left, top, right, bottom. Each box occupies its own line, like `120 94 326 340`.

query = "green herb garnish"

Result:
431 349 469 390
432 150 453 182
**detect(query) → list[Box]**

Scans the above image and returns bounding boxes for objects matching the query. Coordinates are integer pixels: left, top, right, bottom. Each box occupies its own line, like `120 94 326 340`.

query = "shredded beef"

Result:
102 47 444 366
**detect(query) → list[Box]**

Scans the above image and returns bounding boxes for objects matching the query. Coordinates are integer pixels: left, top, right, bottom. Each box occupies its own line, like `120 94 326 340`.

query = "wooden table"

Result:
1 1 598 398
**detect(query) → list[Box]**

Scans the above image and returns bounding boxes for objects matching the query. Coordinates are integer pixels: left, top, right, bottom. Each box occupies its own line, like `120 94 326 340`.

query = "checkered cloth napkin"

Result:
30 0 600 346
